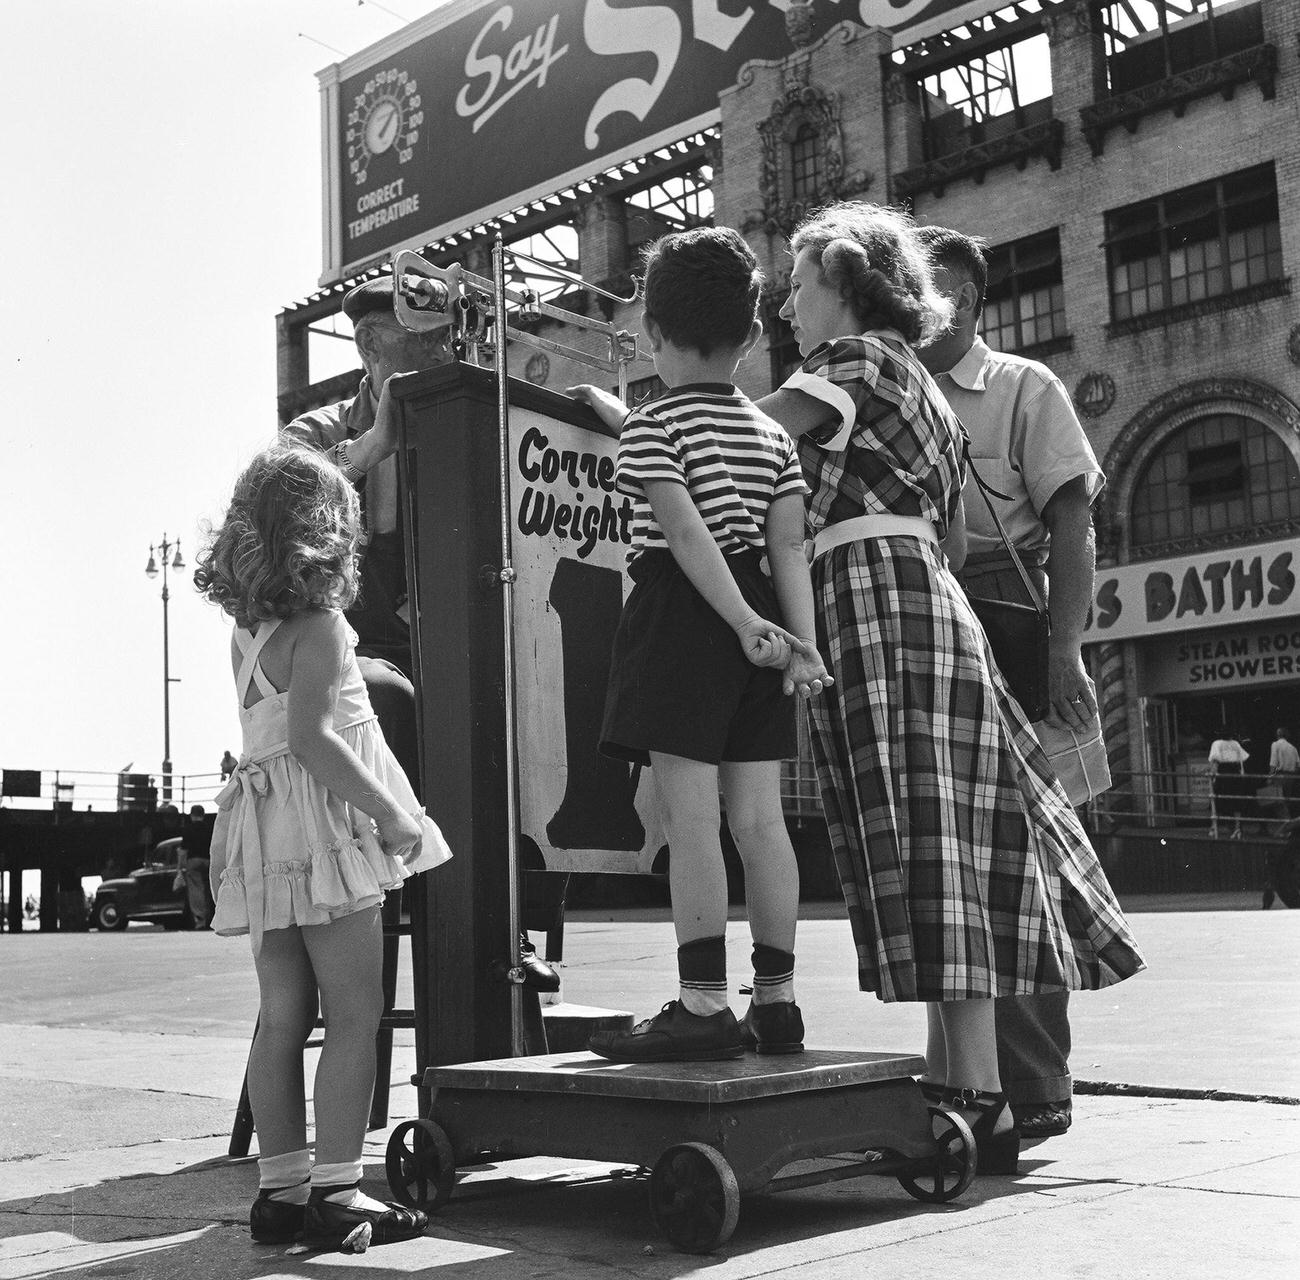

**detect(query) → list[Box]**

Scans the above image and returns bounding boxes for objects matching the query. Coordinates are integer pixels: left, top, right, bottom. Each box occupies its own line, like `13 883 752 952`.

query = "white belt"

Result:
812 514 938 560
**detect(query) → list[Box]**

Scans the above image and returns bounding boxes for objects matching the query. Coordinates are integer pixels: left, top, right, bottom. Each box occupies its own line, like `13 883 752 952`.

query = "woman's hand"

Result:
782 646 834 698
377 809 423 865
566 384 630 432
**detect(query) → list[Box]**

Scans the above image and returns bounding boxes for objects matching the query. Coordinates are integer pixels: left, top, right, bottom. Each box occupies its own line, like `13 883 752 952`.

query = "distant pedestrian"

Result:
1269 727 1300 819
220 749 238 781
1209 732 1250 839
179 805 214 929
195 444 452 1249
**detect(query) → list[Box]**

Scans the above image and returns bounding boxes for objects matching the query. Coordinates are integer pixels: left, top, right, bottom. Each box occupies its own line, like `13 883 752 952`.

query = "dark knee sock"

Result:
678 936 727 1016
751 943 795 1005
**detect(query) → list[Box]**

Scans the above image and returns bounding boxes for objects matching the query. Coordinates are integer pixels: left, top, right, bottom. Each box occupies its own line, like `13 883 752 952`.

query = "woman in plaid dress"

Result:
761 204 1144 1173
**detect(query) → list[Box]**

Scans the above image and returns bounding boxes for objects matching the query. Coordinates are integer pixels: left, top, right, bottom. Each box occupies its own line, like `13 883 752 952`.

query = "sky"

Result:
0 0 450 798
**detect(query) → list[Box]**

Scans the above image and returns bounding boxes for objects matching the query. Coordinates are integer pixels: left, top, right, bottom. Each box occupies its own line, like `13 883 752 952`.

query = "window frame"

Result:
910 27 1054 162
1096 0 1265 93
789 123 822 204
1104 163 1283 325
1129 413 1300 552
982 228 1069 354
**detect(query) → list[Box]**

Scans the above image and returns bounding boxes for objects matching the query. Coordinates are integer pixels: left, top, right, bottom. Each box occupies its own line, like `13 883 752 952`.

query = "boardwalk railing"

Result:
9 759 1291 841
0 767 227 814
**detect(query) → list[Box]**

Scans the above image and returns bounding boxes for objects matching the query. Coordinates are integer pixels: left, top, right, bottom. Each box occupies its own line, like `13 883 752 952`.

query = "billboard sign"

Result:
320 0 998 281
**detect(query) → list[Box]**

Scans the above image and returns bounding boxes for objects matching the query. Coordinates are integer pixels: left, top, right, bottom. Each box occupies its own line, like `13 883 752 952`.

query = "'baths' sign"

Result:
320 0 990 279
1083 536 1300 644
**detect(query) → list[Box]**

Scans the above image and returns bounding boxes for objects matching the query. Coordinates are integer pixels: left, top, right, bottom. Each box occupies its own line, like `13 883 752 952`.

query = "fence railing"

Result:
11 760 1290 841
1091 766 1296 838
778 743 1298 841
0 767 227 814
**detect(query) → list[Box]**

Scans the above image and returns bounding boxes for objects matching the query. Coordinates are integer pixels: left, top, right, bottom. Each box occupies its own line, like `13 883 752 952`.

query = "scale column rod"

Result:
492 235 526 1057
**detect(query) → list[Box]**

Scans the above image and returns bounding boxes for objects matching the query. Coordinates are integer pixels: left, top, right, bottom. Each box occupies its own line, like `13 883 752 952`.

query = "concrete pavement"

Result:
0 894 1296 1278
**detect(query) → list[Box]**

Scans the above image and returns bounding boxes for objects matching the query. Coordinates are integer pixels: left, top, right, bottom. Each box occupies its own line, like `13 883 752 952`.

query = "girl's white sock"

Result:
258 1149 310 1204
311 1158 391 1213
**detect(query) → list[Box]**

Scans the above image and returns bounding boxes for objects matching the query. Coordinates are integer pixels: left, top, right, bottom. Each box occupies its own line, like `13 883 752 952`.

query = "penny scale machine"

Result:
376 242 979 1253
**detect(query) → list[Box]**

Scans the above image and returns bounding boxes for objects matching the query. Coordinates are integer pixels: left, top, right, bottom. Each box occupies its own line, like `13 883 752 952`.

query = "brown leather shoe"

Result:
588 1000 744 1063
737 1000 805 1054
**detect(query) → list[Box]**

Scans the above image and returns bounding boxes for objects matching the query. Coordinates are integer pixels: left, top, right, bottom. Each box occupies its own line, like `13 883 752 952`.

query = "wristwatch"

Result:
336 437 363 482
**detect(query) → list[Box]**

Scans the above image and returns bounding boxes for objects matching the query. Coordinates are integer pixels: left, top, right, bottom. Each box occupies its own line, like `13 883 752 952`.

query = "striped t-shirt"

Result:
617 382 807 559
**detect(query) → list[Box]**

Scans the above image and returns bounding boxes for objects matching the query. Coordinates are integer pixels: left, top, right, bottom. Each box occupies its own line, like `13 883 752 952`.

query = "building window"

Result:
767 307 802 388
1106 164 1283 323
1130 414 1300 551
625 374 667 406
910 30 1053 161
625 163 715 259
982 229 1066 353
1184 441 1244 504
1098 1 1264 94
505 224 581 305
790 124 822 203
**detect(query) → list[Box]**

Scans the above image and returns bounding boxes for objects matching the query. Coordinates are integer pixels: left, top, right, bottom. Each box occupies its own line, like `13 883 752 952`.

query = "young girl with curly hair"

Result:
195 444 451 1250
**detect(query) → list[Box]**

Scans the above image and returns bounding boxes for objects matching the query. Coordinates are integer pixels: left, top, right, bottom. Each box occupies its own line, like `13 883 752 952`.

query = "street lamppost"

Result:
145 536 185 804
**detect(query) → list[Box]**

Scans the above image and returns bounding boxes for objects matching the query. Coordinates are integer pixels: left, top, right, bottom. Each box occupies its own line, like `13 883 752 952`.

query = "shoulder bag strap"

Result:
962 442 1049 619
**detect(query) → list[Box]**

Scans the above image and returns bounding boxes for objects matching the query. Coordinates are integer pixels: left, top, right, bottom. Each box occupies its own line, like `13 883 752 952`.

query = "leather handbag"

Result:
962 454 1052 722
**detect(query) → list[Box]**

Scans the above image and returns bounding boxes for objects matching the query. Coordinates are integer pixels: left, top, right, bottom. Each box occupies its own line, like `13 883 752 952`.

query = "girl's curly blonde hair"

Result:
790 202 954 346
194 445 361 627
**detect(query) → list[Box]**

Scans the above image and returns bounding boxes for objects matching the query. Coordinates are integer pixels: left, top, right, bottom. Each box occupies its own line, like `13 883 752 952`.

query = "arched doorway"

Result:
1095 378 1300 829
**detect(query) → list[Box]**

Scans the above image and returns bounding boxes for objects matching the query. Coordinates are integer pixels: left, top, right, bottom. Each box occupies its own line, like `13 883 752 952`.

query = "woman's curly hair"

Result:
194 444 362 627
790 202 954 346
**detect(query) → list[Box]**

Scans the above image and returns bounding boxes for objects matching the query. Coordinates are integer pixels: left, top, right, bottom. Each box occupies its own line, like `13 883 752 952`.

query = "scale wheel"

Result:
897 1105 977 1203
648 1141 740 1254
385 1119 456 1211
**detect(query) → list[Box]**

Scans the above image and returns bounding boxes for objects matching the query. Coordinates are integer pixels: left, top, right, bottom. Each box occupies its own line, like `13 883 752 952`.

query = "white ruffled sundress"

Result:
210 615 452 952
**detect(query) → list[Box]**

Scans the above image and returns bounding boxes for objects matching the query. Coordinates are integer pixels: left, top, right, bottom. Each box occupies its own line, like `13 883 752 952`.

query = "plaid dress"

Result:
794 332 1143 1002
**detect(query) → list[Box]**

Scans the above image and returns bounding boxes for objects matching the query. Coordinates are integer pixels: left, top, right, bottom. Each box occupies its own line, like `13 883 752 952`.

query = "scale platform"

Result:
386 1048 979 1254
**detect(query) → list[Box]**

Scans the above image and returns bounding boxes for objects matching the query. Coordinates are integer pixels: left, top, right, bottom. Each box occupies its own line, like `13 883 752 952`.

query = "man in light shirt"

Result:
916 225 1112 1144
1270 727 1300 818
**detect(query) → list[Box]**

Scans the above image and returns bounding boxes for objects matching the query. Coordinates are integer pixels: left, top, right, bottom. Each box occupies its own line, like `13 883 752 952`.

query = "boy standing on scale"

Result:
569 227 831 1062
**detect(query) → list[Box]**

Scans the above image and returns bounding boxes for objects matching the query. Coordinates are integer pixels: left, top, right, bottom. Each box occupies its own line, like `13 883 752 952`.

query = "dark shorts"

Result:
599 549 797 767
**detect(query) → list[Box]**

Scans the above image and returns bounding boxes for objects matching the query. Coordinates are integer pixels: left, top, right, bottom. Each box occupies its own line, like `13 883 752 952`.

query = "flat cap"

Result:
342 276 395 324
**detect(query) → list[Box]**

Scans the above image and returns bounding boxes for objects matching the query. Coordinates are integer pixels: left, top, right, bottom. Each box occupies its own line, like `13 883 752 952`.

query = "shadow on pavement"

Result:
0 1145 1055 1279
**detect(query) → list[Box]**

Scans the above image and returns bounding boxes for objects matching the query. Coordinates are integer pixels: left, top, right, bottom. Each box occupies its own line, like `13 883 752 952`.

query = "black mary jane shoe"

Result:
920 1084 1021 1175
250 1186 307 1245
302 1183 429 1250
